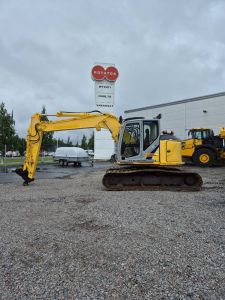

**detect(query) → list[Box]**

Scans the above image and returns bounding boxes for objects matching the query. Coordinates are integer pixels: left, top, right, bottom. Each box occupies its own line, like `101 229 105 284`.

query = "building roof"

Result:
124 91 225 113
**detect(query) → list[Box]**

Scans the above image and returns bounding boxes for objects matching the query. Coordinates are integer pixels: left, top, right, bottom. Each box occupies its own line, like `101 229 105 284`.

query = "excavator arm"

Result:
16 111 121 185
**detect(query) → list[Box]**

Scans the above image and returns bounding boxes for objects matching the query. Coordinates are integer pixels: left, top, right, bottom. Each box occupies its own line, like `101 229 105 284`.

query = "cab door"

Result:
143 120 160 160
118 121 142 161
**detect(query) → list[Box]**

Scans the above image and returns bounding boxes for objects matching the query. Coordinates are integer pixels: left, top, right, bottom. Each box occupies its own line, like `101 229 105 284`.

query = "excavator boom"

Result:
16 111 121 185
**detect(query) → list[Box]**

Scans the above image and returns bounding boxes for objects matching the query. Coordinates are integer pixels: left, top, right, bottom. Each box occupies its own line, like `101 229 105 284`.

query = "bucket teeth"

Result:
15 168 34 185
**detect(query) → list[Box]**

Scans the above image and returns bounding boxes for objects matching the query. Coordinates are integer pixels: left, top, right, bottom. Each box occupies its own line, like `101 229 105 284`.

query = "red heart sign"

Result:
92 65 119 82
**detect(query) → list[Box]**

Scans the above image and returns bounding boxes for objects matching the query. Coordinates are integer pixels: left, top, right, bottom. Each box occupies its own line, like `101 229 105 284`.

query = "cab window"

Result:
143 121 158 150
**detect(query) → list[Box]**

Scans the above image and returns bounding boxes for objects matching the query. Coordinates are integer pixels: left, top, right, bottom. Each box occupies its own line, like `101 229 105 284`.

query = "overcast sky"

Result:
0 0 225 141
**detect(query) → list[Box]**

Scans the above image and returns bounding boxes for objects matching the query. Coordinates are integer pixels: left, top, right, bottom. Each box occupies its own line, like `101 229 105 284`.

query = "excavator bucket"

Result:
15 168 34 186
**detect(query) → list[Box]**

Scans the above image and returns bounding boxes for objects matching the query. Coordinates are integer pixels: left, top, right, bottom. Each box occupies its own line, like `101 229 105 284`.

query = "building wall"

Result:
94 129 115 160
94 105 115 160
124 94 225 139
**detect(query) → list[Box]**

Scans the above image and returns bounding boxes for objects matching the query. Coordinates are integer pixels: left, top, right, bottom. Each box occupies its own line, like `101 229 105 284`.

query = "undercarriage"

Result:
102 166 203 191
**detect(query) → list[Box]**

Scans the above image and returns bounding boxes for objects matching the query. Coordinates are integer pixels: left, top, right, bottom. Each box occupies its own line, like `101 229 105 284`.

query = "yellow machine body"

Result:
181 139 202 157
181 127 225 167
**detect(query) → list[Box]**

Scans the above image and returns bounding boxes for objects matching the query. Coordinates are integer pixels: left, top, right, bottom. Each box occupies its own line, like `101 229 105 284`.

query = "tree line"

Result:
0 102 94 156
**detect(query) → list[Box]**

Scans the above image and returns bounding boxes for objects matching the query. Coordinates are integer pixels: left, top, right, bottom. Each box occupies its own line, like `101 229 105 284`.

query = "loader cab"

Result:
188 128 223 149
117 118 160 162
188 128 214 140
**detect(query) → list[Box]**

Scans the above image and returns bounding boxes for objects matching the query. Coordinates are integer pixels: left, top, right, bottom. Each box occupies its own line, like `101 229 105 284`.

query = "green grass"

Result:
0 156 54 166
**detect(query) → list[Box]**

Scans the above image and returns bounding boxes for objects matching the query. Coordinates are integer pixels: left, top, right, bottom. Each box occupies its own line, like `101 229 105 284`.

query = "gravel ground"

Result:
0 165 225 299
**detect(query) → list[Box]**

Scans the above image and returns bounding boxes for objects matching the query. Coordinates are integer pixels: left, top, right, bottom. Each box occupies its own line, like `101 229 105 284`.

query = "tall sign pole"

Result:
92 64 119 111
91 63 119 159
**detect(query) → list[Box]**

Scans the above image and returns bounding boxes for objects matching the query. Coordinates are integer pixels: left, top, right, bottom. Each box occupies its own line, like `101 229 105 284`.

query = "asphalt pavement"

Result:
0 161 110 184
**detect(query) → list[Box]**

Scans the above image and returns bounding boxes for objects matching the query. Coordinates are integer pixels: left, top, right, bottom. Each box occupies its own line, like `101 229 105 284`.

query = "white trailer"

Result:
53 147 93 167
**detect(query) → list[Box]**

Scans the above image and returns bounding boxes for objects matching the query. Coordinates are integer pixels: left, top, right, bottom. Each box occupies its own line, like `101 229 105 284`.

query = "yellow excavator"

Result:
182 127 225 167
15 111 202 190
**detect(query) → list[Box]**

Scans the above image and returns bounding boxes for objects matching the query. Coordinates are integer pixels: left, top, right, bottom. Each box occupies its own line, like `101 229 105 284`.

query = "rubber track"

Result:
102 166 203 191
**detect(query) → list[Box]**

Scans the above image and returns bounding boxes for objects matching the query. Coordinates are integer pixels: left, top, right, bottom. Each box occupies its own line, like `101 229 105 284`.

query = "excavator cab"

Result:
118 119 160 162
116 118 184 166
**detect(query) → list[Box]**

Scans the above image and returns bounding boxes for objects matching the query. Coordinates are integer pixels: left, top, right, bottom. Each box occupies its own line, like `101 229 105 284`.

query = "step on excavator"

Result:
16 111 203 191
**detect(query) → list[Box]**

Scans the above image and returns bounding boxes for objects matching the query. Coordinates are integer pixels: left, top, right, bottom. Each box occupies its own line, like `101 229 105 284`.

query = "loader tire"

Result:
193 148 215 167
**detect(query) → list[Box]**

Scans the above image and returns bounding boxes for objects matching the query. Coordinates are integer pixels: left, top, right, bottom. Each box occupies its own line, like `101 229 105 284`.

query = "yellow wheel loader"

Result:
182 127 225 167
15 111 202 190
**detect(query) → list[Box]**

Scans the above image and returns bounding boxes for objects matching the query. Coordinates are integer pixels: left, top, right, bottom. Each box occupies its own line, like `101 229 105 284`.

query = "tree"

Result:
87 132 94 150
0 102 16 155
40 106 55 152
54 137 74 148
81 134 87 149
66 136 73 147
12 135 26 156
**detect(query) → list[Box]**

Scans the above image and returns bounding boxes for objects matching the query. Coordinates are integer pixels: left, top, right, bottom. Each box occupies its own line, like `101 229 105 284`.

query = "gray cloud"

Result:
0 0 225 141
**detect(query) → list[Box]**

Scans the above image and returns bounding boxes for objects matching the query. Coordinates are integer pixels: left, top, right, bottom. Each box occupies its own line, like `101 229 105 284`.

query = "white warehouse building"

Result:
124 92 225 139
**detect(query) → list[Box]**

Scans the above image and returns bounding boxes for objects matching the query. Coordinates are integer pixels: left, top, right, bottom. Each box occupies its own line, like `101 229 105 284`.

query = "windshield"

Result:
121 123 140 158
190 129 213 139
